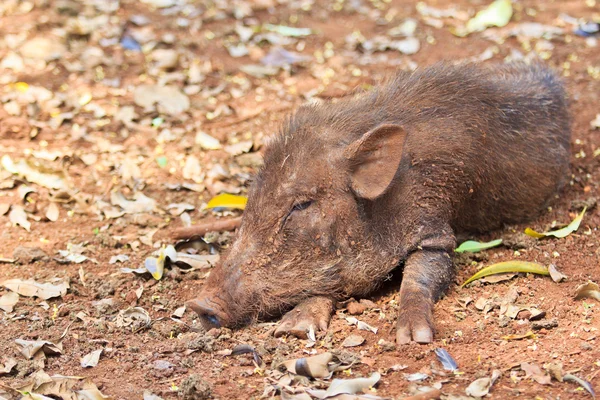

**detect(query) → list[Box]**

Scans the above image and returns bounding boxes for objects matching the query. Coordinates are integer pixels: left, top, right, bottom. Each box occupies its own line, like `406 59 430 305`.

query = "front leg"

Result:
397 232 455 344
274 296 335 339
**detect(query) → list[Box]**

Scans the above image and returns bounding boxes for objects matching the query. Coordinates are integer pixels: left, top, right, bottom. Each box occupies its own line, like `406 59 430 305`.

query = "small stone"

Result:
532 318 558 330
378 339 396 352
179 374 212 400
580 342 593 351
347 301 367 315
13 246 49 264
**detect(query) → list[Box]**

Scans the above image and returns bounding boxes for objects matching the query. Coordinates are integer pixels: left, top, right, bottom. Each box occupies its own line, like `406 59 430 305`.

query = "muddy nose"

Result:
186 297 222 329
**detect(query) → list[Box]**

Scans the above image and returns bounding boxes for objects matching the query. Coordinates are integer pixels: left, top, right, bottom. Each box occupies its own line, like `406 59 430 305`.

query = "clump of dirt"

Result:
179 374 212 400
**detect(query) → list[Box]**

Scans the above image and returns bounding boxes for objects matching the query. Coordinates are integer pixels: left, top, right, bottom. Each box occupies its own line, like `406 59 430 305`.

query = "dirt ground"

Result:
1 0 599 399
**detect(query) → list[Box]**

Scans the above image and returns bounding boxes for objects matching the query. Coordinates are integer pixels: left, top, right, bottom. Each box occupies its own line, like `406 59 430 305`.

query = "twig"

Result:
402 389 442 400
170 217 242 240
205 104 292 129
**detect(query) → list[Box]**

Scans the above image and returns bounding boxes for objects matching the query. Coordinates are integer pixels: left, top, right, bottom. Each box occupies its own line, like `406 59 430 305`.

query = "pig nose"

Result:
186 297 222 329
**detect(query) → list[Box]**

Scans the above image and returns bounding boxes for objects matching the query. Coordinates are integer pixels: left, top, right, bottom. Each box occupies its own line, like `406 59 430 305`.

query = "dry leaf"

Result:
46 203 59 222
15 339 63 359
0 291 19 312
465 369 502 397
521 362 552 385
281 352 333 379
574 281 600 302
3 279 69 300
307 372 381 399
548 264 567 283
342 334 365 348
81 349 102 368
9 205 30 231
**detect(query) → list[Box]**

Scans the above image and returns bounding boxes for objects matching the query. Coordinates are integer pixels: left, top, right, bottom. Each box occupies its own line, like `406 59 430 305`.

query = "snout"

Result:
186 295 228 330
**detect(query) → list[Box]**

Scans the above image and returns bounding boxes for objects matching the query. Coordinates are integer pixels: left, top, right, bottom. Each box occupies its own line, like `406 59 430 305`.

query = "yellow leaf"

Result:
502 331 535 341
465 0 513 34
206 193 248 210
525 207 586 239
461 261 548 288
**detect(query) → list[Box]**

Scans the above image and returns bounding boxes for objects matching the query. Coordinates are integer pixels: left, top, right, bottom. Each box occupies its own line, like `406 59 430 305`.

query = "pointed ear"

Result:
344 124 407 200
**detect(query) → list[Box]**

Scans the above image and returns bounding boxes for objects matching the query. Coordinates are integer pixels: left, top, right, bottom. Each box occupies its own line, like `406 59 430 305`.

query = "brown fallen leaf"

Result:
0 358 17 375
281 352 333 379
15 339 63 359
465 369 502 397
81 349 102 368
9 205 30 231
3 279 69 300
501 331 535 341
574 281 600 302
548 264 568 283
521 362 552 385
0 291 19 312
342 334 365 348
45 202 59 222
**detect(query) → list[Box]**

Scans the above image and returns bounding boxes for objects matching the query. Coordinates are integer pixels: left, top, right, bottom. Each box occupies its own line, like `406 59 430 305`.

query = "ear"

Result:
344 124 407 200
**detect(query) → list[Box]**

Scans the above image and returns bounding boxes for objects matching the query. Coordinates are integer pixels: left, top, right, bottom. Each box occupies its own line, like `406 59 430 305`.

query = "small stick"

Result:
205 104 292 129
171 217 242 240
402 389 442 400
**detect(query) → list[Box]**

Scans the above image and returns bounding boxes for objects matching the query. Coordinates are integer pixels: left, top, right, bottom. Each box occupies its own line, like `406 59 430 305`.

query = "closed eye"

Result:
292 200 313 212
281 200 313 230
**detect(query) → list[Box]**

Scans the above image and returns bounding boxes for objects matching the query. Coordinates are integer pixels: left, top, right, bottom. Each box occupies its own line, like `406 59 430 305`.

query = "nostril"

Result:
186 297 223 328
203 313 221 328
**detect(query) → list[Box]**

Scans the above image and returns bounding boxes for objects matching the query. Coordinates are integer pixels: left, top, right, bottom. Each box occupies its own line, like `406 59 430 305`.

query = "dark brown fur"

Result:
188 62 571 343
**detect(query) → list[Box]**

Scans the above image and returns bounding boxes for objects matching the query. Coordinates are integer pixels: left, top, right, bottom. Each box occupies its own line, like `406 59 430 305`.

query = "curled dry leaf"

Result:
1 155 67 190
521 362 552 385
465 369 502 397
9 205 30 232
0 291 19 312
281 352 333 379
548 264 567 283
574 281 600 302
346 317 378 334
342 334 365 348
461 261 548 287
115 307 151 330
110 191 157 214
0 358 17 375
3 279 69 300
133 84 190 115
81 349 103 368
15 338 63 359
46 202 59 222
525 207 586 239
307 372 381 399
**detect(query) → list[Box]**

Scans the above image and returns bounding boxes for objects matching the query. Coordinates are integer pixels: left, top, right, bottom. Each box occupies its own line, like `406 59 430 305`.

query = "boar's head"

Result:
187 106 407 330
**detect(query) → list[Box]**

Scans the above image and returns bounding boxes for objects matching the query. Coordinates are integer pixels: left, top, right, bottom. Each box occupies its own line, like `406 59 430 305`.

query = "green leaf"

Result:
156 156 168 168
525 207 586 239
465 0 513 34
461 261 548 288
206 193 248 210
264 24 312 37
455 239 502 253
